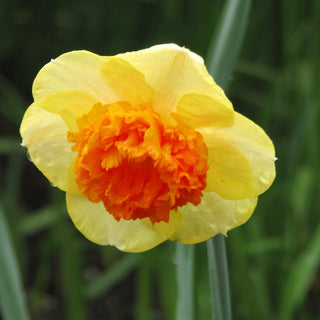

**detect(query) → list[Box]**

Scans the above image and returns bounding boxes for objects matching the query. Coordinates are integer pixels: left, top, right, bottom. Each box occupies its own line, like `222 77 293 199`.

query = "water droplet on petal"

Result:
259 170 272 185
236 201 248 215
208 221 216 230
27 151 33 162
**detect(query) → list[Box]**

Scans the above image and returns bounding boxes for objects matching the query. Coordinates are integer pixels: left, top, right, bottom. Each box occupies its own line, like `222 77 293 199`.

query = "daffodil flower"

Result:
20 44 276 252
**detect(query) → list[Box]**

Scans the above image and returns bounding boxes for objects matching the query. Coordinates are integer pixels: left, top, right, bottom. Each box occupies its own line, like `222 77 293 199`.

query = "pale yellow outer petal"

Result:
36 90 100 131
100 58 154 106
20 104 75 191
66 161 182 252
176 93 233 128
117 44 233 124
171 192 257 244
32 50 121 104
199 112 276 199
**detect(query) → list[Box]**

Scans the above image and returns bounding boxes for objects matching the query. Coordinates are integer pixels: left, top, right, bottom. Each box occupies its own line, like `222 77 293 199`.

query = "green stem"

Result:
207 235 232 320
175 243 194 320
205 0 252 316
175 1 251 318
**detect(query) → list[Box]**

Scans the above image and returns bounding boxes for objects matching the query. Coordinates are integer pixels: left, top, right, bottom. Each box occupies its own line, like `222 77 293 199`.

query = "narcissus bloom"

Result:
20 44 276 252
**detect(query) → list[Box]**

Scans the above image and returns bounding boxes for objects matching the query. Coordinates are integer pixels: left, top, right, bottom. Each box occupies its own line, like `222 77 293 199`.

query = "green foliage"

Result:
0 205 30 320
0 0 319 319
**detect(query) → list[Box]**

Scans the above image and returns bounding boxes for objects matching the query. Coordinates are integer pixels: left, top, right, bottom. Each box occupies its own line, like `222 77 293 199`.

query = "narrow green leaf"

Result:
85 254 139 299
206 0 252 90
0 205 30 320
18 206 64 236
245 237 282 255
236 59 276 82
280 222 320 320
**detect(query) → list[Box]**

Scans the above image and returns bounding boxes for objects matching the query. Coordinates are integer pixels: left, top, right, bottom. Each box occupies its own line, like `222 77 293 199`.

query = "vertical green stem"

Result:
207 235 231 320
176 0 251 318
175 243 194 320
205 0 251 318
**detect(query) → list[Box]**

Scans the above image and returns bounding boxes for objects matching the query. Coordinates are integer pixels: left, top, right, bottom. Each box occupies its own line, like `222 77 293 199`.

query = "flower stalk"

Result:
207 235 231 320
175 243 195 320
205 0 252 319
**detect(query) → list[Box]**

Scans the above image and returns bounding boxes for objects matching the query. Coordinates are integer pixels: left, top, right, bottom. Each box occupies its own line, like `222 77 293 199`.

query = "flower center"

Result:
67 102 208 224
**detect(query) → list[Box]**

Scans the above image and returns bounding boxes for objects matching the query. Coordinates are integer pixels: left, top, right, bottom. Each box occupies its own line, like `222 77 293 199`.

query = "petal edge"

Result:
171 192 257 244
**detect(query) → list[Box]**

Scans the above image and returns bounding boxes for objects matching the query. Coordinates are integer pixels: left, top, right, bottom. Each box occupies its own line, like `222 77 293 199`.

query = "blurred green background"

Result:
1 0 320 319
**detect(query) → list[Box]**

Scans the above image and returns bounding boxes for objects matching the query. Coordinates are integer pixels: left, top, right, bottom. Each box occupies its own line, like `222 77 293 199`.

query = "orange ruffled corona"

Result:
68 102 208 224
20 44 276 252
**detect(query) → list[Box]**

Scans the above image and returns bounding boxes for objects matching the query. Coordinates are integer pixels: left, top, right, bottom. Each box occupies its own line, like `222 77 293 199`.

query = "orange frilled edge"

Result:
67 101 209 224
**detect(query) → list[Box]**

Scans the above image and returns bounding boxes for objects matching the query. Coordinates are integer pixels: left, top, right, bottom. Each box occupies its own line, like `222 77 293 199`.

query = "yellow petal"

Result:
32 50 120 104
176 93 233 128
20 104 75 191
66 161 181 252
100 58 154 106
36 90 99 131
171 192 257 244
199 112 276 199
117 44 233 121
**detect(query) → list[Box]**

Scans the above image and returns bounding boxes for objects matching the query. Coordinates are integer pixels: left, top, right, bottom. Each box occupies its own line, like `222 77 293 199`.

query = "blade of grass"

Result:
85 254 139 299
0 205 30 320
245 236 282 255
280 221 320 320
206 0 252 90
236 59 276 82
18 205 65 236
175 243 194 320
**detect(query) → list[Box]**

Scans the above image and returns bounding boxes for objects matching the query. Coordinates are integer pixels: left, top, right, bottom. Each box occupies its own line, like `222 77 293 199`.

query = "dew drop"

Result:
26 151 33 162
208 221 216 230
259 170 271 185
47 159 54 166
43 153 54 167
51 175 61 187
236 201 248 215
193 225 201 237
